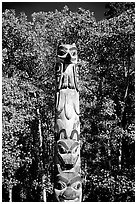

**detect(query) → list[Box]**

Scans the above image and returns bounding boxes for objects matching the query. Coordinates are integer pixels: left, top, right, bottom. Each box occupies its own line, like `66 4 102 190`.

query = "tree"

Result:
2 76 34 201
104 2 135 19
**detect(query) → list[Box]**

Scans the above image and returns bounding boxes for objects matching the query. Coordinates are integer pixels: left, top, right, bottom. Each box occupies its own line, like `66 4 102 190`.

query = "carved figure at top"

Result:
56 43 79 91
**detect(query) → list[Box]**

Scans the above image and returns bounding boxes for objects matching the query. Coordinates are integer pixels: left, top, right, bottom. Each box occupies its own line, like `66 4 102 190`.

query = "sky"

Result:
2 2 107 22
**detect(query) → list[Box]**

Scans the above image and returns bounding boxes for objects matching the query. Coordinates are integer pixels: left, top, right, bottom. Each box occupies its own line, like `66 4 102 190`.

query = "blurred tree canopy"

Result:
2 4 135 202
104 2 135 19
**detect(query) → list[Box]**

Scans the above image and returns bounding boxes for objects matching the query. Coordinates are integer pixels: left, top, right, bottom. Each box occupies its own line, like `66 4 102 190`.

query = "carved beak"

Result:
64 53 71 64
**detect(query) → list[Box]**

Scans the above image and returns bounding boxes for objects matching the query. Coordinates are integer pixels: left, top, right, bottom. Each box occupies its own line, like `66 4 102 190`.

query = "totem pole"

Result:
54 43 82 202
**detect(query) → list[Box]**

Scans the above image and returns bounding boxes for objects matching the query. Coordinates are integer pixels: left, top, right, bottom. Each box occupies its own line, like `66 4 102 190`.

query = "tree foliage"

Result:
104 2 135 19
2 4 135 202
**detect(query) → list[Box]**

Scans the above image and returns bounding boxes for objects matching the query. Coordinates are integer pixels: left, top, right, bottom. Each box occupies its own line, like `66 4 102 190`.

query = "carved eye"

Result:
58 144 67 154
72 146 78 154
56 181 66 190
72 182 81 190
58 50 66 56
72 51 77 56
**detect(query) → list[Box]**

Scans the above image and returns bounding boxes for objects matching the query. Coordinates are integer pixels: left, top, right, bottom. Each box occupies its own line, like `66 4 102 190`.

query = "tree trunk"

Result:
118 127 123 172
36 106 42 148
35 94 46 202
8 178 13 202
107 136 111 170
118 47 131 171
42 174 47 202
54 43 82 202
9 186 12 202
119 141 122 171
106 124 111 171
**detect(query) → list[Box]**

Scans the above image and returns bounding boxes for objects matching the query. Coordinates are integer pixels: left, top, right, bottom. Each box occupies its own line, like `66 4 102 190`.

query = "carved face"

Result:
57 43 78 64
54 167 82 202
57 139 80 168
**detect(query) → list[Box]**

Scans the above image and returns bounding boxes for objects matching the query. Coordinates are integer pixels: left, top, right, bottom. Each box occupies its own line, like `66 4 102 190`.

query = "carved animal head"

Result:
57 43 78 64
54 165 82 202
56 139 80 169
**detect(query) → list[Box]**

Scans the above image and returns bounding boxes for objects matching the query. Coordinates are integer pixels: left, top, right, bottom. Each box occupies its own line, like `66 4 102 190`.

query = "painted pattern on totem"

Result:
55 43 82 202
55 89 80 140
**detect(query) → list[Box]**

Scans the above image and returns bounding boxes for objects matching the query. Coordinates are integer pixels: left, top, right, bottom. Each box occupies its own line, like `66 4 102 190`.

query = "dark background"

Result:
2 2 107 21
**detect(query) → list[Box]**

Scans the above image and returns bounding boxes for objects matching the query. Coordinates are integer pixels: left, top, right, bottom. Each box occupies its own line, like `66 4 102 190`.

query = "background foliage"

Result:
2 3 135 202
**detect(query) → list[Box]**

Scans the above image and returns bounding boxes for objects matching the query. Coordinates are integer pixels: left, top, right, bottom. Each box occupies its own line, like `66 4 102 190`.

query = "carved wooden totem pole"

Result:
54 43 82 202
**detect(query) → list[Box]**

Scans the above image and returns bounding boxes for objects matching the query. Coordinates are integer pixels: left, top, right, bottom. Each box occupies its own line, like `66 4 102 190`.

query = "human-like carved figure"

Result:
54 165 82 202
